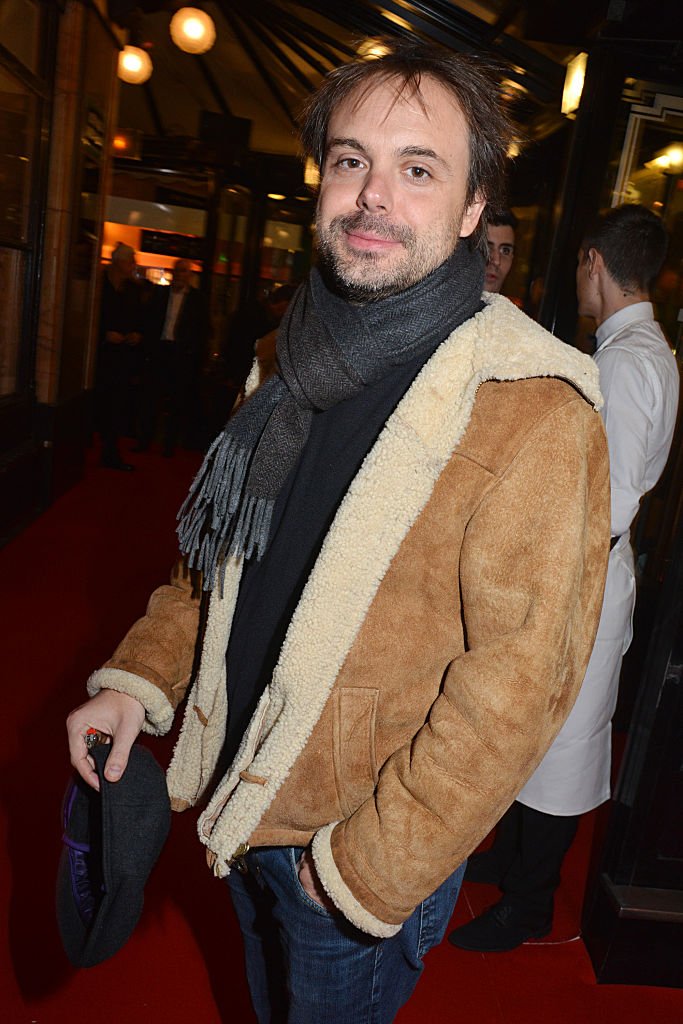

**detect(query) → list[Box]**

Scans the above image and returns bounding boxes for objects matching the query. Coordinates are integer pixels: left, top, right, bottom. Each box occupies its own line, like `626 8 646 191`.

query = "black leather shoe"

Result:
101 459 135 472
448 901 551 952
464 851 503 885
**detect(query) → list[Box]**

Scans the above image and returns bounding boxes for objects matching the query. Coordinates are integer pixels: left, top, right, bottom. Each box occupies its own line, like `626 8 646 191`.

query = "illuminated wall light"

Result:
507 140 521 159
118 45 153 85
645 144 683 175
170 7 216 55
268 193 286 200
561 52 587 117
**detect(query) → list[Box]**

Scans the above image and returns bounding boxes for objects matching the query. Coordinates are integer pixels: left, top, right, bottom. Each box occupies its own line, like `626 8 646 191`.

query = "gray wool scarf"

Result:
177 241 484 589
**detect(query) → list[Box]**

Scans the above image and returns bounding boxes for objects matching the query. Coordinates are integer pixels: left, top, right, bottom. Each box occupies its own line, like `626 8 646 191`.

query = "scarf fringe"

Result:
177 432 273 589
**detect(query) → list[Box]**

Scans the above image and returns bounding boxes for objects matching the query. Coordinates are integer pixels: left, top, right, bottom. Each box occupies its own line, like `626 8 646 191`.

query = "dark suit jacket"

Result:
148 285 210 367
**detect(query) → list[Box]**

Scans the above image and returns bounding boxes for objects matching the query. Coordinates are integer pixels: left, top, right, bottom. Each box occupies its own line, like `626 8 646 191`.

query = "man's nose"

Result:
357 169 392 214
488 247 500 267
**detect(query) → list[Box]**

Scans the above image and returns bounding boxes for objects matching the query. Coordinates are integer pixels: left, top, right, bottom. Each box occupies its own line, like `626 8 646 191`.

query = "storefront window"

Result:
0 247 25 396
0 0 42 76
0 65 36 245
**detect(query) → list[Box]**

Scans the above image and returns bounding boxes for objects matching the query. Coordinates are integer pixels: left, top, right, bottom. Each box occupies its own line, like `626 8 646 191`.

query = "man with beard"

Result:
67 41 609 1023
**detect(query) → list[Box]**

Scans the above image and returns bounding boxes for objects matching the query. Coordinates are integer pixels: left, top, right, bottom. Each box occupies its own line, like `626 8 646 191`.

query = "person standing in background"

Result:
96 243 144 470
484 208 517 295
137 258 209 456
450 204 680 954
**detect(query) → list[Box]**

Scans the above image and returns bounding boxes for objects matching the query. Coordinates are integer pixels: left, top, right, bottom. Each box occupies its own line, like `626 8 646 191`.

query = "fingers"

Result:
104 708 143 782
66 690 145 790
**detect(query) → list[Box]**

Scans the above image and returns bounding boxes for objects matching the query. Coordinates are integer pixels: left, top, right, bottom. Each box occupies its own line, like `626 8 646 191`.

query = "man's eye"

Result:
336 157 363 169
500 246 514 257
407 166 430 180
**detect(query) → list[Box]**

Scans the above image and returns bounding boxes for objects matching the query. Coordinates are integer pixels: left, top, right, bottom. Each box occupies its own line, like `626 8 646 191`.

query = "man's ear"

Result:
460 197 486 238
587 247 603 278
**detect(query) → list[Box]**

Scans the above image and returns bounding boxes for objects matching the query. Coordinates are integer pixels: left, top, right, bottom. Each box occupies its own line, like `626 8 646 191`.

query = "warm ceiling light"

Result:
118 45 153 85
170 7 216 55
561 52 587 117
267 193 286 200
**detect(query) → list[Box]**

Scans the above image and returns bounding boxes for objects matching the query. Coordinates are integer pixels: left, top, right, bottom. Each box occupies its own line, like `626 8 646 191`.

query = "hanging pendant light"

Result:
118 45 153 85
170 7 216 55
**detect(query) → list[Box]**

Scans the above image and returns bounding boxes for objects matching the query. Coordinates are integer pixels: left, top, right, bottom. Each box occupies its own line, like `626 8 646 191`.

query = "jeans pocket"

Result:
416 863 465 959
287 847 338 919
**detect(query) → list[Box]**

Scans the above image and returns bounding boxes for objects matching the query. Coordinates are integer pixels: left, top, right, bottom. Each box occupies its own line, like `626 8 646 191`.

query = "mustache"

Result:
329 211 416 245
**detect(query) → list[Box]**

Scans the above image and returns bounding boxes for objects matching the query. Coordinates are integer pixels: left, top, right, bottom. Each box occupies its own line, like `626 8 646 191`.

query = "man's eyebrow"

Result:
398 145 446 165
325 136 367 157
324 140 447 166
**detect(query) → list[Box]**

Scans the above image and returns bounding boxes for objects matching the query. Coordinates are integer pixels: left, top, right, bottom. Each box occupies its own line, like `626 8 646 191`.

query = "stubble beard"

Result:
316 211 461 303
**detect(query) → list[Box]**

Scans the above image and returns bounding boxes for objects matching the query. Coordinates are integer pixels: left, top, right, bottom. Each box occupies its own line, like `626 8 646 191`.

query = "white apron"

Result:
518 302 679 817
517 535 636 815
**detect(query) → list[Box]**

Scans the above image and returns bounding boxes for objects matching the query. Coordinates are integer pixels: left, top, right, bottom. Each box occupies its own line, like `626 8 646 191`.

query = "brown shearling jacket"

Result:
88 295 610 937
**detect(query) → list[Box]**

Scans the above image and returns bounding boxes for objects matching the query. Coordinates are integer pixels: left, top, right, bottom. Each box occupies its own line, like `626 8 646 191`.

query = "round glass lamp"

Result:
170 7 216 55
118 45 153 85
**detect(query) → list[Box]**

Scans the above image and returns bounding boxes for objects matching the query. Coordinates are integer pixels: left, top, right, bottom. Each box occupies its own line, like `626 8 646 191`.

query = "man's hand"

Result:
105 331 126 344
297 847 337 913
126 331 143 346
66 690 145 791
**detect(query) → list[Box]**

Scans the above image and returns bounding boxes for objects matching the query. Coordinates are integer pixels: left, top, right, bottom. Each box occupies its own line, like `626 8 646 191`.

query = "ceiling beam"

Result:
242 13 318 94
219 7 298 127
260 1 357 62
143 79 166 137
270 22 336 79
196 54 234 118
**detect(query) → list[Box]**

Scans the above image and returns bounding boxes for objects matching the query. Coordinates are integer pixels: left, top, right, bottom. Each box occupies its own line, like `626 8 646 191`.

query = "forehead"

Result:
327 74 469 153
487 224 515 246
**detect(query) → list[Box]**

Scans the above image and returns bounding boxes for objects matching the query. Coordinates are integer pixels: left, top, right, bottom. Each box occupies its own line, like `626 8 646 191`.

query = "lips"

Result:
345 230 402 251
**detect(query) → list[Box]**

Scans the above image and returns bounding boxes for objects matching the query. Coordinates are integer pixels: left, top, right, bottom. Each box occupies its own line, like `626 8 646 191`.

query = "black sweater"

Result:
217 347 433 775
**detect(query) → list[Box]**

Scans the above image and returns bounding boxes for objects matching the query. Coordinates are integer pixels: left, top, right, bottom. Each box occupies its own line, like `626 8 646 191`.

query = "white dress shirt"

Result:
595 301 679 539
161 287 188 342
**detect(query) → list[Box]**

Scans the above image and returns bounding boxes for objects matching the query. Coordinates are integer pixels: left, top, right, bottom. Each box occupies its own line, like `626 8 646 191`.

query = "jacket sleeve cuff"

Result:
311 824 402 938
87 667 175 736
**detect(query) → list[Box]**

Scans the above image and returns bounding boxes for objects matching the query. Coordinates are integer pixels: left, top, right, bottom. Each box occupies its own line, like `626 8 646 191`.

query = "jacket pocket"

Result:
332 687 379 817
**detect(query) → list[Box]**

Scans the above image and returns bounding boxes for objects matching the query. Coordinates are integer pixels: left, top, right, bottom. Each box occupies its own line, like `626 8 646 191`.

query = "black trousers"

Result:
96 345 132 464
138 346 198 453
481 800 580 925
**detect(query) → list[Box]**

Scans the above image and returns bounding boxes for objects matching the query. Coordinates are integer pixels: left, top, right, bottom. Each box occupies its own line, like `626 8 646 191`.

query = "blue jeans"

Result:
227 845 465 1024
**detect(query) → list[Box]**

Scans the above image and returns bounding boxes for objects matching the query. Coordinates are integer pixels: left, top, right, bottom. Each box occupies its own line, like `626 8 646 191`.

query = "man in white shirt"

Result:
450 203 680 953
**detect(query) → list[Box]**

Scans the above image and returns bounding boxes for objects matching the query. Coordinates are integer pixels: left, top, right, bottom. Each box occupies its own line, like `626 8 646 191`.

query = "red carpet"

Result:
1 440 681 1023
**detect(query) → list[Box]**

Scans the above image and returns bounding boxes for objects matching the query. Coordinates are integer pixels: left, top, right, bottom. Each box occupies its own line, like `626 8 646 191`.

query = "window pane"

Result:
0 0 41 76
0 247 25 396
0 66 36 243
